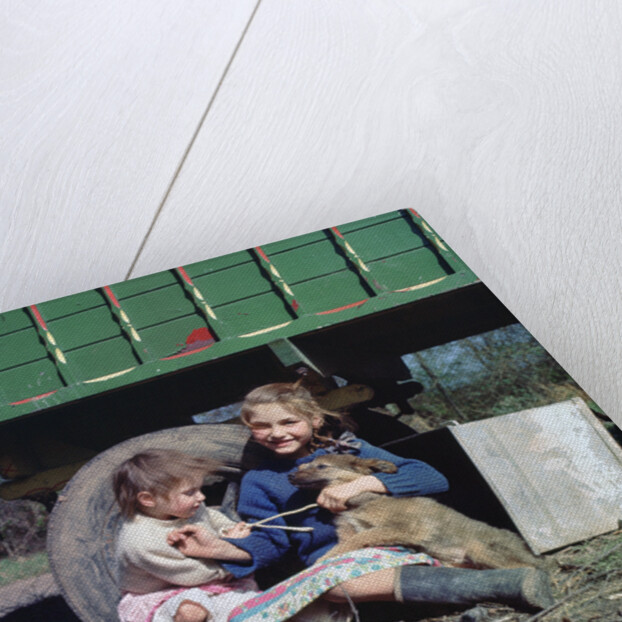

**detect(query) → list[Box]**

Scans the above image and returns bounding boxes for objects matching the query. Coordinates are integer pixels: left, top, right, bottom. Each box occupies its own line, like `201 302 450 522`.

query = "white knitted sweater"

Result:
116 505 236 594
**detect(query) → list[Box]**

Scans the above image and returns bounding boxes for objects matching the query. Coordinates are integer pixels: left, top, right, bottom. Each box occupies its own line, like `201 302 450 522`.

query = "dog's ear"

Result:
365 459 398 474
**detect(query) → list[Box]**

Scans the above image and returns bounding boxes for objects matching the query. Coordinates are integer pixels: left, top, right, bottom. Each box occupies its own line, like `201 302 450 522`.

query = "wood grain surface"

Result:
1 1 621 423
0 0 257 307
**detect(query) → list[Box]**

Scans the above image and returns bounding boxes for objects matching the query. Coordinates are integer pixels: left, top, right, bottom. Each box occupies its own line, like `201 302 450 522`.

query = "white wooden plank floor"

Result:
0 1 257 305
1 1 621 424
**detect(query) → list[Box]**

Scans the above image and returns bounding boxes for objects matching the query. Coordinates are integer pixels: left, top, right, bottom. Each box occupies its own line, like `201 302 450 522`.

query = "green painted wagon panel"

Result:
291 271 371 314
338 212 398 233
38 290 106 321
112 271 178 298
262 230 326 254
119 285 197 329
265 239 348 285
194 262 272 305
0 210 480 422
0 330 48 371
67 340 140 382
216 293 294 336
138 316 211 359
46 307 125 351
1 359 63 405
184 250 252 277
342 217 429 261
106 281 214 360
0 308 32 334
367 247 453 291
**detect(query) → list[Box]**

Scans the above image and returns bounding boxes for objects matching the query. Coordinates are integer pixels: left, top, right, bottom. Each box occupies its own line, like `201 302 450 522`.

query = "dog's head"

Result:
288 454 398 489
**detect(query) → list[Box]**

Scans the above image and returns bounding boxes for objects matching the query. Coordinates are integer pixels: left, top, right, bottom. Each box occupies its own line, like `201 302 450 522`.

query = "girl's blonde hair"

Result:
240 381 353 449
112 449 220 518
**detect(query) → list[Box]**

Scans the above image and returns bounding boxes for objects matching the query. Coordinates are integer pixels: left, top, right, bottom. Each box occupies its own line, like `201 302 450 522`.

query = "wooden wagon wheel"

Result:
47 424 266 622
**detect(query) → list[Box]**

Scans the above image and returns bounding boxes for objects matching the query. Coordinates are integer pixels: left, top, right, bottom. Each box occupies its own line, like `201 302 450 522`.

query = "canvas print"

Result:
0 209 620 622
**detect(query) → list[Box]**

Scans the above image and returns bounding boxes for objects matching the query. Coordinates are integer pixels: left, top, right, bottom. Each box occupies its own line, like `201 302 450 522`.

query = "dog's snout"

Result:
288 470 300 483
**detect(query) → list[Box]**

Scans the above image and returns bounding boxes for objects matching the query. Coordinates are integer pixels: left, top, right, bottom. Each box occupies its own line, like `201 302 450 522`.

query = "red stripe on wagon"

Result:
29 305 48 330
10 390 58 406
103 286 121 308
176 266 194 285
316 299 368 315
255 246 270 262
160 344 214 360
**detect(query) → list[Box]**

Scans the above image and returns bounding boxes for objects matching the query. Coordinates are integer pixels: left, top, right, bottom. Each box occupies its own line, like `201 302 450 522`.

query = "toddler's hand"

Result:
221 522 251 539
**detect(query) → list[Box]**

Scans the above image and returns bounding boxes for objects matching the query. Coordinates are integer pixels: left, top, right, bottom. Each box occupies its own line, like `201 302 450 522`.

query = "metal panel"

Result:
451 398 622 553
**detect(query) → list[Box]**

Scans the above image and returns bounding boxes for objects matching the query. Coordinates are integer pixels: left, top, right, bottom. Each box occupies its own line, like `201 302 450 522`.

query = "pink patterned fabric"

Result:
118 577 257 622
228 547 438 622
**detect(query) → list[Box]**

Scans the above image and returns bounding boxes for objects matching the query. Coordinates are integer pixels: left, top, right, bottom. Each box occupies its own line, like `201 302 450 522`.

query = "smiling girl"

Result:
170 382 553 617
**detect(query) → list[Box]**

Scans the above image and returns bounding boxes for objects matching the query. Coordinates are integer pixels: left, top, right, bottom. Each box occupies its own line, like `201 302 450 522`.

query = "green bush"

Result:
0 552 49 587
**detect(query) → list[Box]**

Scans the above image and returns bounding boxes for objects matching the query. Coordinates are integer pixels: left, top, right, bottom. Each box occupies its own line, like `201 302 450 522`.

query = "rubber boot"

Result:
396 566 554 612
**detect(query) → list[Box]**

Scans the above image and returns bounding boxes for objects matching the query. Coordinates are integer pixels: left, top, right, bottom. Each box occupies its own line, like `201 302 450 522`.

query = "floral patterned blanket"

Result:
228 547 438 622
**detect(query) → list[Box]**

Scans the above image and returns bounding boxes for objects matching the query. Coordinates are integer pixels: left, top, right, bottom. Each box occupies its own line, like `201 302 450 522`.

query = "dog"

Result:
289 454 544 569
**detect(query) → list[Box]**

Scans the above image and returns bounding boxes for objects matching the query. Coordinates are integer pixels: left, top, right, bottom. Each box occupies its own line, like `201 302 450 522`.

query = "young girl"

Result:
112 449 260 622
170 382 553 617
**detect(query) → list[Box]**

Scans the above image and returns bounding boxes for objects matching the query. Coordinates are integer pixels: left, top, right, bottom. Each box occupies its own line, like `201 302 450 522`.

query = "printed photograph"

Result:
0 209 621 622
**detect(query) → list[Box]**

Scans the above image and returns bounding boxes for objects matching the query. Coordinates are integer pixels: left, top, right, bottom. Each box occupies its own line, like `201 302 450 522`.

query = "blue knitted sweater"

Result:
222 439 448 577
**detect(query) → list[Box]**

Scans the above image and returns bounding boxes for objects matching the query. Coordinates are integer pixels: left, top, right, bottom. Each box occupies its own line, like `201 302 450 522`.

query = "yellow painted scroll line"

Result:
238 322 293 338
392 276 447 293
83 367 136 384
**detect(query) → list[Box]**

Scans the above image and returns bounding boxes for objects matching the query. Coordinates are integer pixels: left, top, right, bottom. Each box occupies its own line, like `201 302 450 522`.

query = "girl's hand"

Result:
317 475 388 512
221 522 251 539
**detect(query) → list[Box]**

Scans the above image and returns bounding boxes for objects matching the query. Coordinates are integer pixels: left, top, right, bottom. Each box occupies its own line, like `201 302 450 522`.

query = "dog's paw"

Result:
366 459 398 474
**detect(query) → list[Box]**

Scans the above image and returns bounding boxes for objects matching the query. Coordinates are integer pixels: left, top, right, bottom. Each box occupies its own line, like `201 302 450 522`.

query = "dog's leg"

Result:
319 527 420 562
419 543 469 566
461 536 541 569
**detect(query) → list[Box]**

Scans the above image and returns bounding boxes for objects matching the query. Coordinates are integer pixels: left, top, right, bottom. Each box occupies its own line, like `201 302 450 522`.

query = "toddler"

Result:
112 449 259 622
